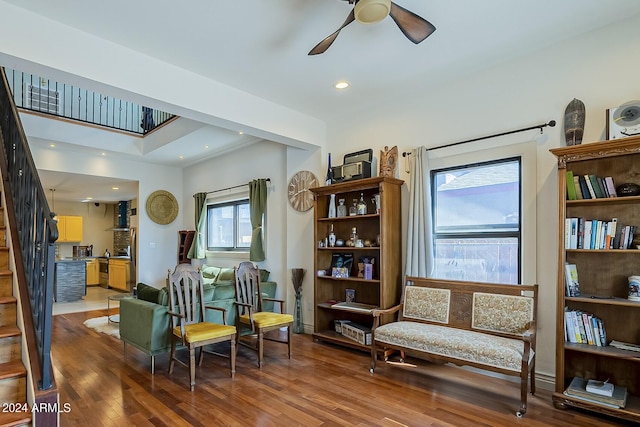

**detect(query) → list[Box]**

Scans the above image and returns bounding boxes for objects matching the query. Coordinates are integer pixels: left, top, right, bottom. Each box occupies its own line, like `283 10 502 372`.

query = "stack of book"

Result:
565 217 637 250
566 171 617 200
564 377 628 408
564 308 606 346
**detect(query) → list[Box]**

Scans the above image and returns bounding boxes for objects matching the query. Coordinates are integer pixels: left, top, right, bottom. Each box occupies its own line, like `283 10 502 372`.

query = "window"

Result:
431 157 521 284
206 199 252 251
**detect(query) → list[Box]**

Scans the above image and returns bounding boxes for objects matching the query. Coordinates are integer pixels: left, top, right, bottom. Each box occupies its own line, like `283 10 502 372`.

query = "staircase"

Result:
0 208 30 426
0 66 59 426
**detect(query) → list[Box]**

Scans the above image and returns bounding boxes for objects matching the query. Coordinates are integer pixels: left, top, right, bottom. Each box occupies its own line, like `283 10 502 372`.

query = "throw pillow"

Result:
217 268 235 282
137 283 160 304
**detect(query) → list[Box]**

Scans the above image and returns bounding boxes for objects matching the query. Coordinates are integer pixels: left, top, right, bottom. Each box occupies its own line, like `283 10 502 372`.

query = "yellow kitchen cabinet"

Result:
108 259 131 291
86 258 99 285
57 215 83 242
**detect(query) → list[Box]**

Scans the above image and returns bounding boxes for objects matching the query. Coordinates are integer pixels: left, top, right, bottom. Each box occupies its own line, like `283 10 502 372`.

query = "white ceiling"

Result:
5 0 640 202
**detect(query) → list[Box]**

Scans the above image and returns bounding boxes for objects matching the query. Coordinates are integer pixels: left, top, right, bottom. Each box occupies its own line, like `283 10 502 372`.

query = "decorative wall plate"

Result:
146 190 178 224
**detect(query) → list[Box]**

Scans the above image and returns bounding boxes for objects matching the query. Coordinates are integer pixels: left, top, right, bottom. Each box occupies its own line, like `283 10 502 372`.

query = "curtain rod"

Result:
199 178 271 196
402 120 556 157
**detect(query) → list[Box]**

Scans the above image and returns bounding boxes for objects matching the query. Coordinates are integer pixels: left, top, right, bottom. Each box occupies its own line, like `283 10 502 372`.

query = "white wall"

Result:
322 13 640 383
31 145 183 288
182 140 289 300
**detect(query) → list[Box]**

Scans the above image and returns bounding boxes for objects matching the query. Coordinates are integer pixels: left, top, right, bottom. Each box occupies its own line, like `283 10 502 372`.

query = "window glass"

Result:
432 158 521 284
207 200 251 251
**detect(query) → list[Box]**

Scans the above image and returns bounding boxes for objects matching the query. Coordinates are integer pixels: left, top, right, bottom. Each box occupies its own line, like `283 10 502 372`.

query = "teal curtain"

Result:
249 179 267 261
187 192 207 259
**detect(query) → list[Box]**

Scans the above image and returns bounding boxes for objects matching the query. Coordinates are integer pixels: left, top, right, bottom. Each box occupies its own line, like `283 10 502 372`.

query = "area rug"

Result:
83 316 120 339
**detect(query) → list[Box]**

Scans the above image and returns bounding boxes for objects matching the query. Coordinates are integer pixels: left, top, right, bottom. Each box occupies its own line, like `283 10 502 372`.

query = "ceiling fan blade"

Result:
389 2 436 44
308 9 356 55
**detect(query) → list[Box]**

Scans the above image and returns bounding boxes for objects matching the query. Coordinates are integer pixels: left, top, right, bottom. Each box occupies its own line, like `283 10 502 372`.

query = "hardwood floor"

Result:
52 309 634 426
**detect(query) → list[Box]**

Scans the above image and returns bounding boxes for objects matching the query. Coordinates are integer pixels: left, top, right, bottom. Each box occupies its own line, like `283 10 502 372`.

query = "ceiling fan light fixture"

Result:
354 0 391 24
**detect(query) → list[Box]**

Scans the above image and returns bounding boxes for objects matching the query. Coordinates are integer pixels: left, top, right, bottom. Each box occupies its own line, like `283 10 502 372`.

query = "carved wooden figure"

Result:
380 145 398 177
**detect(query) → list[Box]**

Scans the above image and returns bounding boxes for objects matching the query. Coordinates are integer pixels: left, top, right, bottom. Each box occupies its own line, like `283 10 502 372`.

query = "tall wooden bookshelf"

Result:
310 177 403 351
550 136 640 423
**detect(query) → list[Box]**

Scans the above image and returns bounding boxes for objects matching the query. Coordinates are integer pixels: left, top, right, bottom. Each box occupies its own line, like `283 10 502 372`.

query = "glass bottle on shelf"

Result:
325 153 332 186
337 199 347 217
357 192 367 215
350 227 358 246
349 199 358 216
328 224 336 247
328 194 336 218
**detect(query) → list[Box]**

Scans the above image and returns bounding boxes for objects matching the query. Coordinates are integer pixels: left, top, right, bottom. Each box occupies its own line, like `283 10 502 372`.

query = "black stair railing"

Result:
0 66 56 399
4 68 175 135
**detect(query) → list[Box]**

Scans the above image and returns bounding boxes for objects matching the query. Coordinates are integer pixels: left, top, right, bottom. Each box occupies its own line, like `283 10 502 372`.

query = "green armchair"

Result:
119 266 277 373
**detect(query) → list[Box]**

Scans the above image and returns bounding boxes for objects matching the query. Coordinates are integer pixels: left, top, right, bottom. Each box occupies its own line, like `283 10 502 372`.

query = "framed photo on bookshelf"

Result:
331 253 353 272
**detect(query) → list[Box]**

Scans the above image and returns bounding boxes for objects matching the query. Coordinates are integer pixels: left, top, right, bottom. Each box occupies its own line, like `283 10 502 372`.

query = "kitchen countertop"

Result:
56 256 131 262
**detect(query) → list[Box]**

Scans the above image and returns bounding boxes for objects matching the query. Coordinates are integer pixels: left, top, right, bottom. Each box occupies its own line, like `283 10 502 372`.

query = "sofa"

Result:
119 265 276 373
370 276 537 418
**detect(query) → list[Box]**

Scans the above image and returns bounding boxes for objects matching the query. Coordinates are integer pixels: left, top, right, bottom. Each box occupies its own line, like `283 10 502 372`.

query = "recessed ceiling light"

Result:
49 144 55 148
238 131 244 135
112 187 119 190
335 81 350 89
86 197 93 200
101 152 106 156
179 155 184 159
204 145 209 149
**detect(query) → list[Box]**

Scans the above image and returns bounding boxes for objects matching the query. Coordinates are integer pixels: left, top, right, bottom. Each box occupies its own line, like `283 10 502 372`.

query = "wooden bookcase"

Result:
550 136 640 423
178 230 195 264
310 177 403 351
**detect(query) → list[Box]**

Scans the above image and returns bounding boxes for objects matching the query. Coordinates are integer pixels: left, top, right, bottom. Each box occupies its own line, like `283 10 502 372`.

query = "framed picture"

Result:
330 253 353 271
345 288 355 303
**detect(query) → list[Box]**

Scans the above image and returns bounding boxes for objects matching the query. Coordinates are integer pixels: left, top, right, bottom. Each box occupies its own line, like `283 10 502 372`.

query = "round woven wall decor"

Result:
146 190 178 225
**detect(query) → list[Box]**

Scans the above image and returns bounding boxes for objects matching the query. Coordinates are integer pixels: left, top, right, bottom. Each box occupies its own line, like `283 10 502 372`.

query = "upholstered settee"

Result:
370 277 538 418
118 265 276 373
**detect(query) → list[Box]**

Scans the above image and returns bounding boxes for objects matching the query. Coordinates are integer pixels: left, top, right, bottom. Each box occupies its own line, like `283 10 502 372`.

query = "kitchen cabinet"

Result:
109 258 131 291
57 215 83 242
86 258 99 285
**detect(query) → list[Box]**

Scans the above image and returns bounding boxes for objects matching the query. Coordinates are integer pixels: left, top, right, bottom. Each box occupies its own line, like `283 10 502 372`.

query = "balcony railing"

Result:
4 69 175 135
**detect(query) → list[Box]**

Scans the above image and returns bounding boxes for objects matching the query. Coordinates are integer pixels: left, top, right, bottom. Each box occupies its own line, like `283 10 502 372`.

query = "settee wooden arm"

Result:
371 304 402 329
371 304 402 318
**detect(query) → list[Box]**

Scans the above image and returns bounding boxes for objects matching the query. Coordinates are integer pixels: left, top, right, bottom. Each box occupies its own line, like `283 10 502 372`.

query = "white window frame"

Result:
427 140 537 285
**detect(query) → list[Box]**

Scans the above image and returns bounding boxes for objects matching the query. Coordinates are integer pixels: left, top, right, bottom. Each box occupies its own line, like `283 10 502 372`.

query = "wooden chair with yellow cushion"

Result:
234 261 293 368
167 264 236 390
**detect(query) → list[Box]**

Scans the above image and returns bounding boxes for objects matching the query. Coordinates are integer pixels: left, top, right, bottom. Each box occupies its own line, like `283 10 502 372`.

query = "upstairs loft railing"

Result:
5 68 176 135
0 67 56 398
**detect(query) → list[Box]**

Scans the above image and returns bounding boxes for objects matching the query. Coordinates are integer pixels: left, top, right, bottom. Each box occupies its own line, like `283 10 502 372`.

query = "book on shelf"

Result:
573 175 583 199
583 174 597 199
604 176 617 197
565 217 635 250
564 264 580 297
566 171 577 200
578 175 591 199
331 301 379 313
565 377 627 408
609 340 640 352
586 379 614 397
564 309 606 346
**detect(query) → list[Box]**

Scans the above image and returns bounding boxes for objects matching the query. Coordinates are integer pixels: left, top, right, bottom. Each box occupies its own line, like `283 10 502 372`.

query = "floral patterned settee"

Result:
370 277 538 418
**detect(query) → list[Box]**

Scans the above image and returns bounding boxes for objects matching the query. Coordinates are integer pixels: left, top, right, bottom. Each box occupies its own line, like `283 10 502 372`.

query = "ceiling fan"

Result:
309 0 436 55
